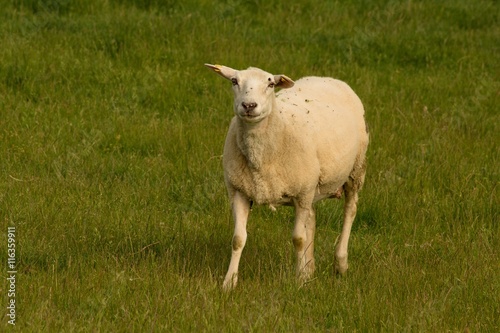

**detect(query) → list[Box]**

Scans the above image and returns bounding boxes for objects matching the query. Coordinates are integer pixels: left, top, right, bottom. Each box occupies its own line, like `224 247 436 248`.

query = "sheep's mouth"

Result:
238 111 262 121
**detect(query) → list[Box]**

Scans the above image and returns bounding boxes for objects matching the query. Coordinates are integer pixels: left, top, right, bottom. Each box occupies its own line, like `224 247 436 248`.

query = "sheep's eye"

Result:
231 78 238 86
267 77 275 88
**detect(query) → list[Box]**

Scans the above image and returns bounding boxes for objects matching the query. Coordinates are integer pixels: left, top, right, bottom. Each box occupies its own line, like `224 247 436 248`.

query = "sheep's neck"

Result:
236 110 284 170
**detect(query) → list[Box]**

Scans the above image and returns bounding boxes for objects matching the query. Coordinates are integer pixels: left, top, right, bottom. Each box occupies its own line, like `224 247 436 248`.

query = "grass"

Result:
1 0 499 331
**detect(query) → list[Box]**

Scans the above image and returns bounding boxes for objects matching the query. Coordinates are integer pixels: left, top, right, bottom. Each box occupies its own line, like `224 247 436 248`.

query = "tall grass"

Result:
1 0 498 331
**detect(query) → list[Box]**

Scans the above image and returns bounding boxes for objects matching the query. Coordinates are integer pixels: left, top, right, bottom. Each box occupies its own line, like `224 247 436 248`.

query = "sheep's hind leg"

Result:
335 189 357 275
335 157 366 275
223 191 251 291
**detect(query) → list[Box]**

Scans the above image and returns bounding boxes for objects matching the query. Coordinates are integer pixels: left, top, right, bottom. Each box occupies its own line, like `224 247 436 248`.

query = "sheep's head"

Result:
205 64 294 123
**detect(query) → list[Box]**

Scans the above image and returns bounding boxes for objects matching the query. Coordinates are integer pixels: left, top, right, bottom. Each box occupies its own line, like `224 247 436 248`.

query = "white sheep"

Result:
205 64 369 290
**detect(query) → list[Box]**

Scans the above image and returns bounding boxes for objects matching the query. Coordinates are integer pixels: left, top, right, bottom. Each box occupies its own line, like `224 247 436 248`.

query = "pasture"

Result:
1 0 498 331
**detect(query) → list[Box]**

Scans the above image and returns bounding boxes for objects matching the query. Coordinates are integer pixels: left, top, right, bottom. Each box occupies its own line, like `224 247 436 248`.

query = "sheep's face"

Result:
205 64 294 123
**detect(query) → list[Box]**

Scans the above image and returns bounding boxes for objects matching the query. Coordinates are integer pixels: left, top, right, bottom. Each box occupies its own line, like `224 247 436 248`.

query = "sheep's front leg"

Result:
223 191 251 291
305 209 316 274
335 190 358 275
292 204 316 283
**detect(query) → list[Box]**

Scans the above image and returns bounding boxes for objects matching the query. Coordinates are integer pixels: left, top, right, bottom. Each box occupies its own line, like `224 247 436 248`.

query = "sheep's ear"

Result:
274 74 294 88
204 63 237 81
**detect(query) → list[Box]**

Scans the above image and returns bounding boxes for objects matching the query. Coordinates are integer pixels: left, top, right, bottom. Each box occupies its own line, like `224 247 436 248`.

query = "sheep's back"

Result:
276 76 365 138
276 77 364 119
275 76 368 191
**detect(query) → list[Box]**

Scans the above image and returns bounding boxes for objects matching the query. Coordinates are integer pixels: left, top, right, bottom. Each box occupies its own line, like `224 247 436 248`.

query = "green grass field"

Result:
1 0 499 331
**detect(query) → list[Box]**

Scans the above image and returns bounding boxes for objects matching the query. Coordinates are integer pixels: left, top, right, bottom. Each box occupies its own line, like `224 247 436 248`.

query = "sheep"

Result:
205 64 369 290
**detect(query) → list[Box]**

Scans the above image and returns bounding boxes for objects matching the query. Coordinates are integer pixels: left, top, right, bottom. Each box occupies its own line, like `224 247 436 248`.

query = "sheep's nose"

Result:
241 102 257 111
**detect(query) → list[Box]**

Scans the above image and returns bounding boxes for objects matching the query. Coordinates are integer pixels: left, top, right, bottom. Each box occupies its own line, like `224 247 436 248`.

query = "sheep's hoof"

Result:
334 257 349 276
298 272 313 284
222 274 238 291
297 262 315 284
335 265 348 277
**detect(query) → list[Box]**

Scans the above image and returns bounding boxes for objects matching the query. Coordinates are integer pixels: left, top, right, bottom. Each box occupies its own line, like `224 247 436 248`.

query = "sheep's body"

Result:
224 77 366 206
205 64 369 290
